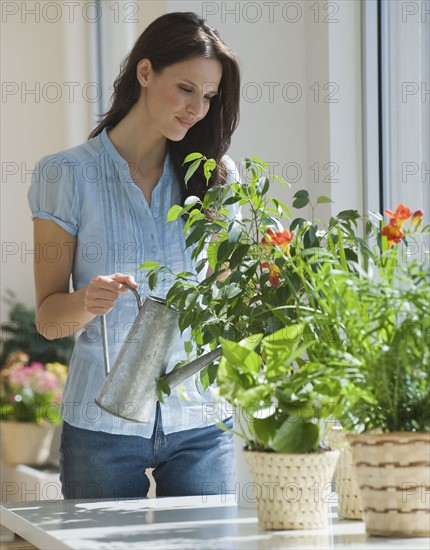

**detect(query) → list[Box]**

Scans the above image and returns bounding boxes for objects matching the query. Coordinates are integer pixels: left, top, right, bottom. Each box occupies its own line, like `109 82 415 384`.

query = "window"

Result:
363 0 429 262
380 0 429 218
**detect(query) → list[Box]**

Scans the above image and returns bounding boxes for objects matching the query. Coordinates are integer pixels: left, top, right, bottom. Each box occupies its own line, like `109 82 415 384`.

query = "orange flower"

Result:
381 203 424 247
261 262 281 286
381 220 405 247
384 204 411 227
262 228 294 253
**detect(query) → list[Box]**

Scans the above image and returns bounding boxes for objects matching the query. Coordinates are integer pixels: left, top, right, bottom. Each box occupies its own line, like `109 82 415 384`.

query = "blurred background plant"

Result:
0 350 67 425
0 290 72 425
1 289 74 366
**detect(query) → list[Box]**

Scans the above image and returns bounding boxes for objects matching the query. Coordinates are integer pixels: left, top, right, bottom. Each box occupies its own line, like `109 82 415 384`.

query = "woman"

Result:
28 12 241 499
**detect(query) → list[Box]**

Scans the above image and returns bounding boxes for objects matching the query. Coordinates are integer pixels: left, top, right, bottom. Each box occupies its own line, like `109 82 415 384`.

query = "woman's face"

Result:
138 57 223 141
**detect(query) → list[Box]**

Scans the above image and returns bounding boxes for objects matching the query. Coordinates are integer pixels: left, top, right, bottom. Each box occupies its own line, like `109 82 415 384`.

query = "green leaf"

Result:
203 158 217 184
304 224 319 248
237 387 273 411
184 209 205 234
263 324 304 347
199 366 211 392
156 377 171 403
220 338 262 374
292 190 309 209
202 185 222 209
317 195 333 204
227 220 242 245
185 159 202 185
239 334 264 351
243 157 253 169
229 243 250 270
256 177 270 195
217 239 234 264
244 156 268 171
290 217 307 232
183 152 204 165
185 224 206 248
139 261 161 270
224 283 242 299
249 416 278 448
206 361 219 387
270 418 320 453
167 205 183 222
337 209 360 221
148 271 158 291
269 198 292 218
206 239 221 270
184 340 193 356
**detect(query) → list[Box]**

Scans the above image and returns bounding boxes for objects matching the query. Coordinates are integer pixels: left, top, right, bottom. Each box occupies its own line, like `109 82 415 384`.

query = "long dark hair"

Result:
90 12 240 203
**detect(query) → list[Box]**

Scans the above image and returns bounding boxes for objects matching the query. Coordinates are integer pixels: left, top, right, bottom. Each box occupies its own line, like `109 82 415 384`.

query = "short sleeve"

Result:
223 155 241 186
221 155 242 221
27 154 80 236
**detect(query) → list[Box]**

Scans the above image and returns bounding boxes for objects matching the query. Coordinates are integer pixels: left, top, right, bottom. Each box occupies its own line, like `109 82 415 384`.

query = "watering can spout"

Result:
161 347 221 390
95 290 222 424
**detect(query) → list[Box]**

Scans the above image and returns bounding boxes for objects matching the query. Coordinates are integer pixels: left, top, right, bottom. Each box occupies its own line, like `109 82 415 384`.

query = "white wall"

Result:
0 1 165 324
97 1 167 118
1 6 90 323
1 0 363 324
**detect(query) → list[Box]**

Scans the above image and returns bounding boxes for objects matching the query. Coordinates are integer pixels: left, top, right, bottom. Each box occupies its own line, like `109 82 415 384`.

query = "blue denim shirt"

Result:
28 128 239 437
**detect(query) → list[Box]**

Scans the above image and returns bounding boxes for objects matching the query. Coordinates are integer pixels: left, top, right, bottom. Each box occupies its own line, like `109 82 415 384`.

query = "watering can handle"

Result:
122 283 143 310
100 283 143 376
101 315 110 376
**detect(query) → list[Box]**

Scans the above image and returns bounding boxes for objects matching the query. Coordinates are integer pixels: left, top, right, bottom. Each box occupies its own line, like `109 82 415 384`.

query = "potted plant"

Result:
141 155 368 529
0 292 73 467
289 204 430 537
215 329 346 529
143 154 366 369
0 351 68 466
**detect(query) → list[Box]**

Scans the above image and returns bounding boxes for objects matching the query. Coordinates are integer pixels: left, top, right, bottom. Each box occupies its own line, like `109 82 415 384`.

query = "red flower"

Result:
261 262 281 286
262 228 294 253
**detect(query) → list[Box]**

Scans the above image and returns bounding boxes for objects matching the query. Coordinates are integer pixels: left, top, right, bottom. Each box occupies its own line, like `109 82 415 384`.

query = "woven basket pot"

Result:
243 449 339 530
335 446 364 520
328 427 363 520
0 421 56 466
347 432 430 537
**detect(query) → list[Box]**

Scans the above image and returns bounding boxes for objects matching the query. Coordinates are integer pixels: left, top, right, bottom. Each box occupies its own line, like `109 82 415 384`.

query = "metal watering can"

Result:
95 285 220 423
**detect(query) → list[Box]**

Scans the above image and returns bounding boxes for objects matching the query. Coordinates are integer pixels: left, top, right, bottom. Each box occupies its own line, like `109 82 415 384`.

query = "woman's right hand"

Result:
84 273 138 316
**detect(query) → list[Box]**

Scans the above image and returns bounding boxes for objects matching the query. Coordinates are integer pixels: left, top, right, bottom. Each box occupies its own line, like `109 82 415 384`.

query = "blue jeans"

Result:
60 408 235 500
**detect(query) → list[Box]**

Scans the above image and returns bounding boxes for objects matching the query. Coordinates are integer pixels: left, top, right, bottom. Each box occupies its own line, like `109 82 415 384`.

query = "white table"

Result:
1 495 429 550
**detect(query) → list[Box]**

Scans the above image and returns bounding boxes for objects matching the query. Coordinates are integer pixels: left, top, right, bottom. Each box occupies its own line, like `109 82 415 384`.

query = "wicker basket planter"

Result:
347 432 430 537
335 445 364 520
0 421 56 466
243 449 339 530
328 427 363 520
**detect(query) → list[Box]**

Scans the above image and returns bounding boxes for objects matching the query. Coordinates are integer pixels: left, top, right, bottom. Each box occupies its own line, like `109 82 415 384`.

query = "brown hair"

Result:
90 12 240 203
